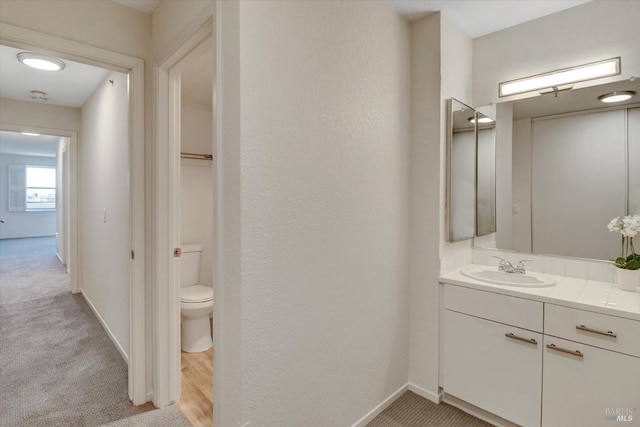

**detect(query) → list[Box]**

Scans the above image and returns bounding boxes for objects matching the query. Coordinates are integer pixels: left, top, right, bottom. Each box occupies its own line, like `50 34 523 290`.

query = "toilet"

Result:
180 243 213 353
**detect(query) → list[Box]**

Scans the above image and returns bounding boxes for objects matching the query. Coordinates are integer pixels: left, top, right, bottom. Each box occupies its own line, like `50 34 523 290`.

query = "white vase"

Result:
616 268 640 292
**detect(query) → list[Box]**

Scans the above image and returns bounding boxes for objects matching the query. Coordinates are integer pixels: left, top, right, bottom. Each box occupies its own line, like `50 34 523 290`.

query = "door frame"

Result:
152 16 214 408
0 124 77 286
0 23 147 405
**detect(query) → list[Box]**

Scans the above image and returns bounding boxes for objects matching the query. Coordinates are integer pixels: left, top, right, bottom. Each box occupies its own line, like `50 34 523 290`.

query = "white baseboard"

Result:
351 383 409 427
146 392 154 404
81 291 129 364
408 383 442 403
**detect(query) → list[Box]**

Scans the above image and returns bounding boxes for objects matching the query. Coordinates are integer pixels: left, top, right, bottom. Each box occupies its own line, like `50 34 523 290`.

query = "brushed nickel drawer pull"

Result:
546 343 583 358
576 324 617 337
505 332 538 345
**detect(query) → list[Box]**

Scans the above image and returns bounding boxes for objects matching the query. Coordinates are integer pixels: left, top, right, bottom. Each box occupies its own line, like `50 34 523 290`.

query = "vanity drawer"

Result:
444 284 543 332
545 304 640 357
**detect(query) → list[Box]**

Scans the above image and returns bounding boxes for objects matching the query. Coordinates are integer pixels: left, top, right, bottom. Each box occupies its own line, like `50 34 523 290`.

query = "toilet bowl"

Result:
180 243 213 353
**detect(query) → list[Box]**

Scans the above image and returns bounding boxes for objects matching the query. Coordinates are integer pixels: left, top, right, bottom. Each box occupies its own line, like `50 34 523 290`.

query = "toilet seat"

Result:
180 285 213 303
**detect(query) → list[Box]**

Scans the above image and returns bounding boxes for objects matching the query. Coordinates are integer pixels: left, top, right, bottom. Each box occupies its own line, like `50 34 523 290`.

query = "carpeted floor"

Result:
367 392 493 427
1 237 491 427
0 237 189 427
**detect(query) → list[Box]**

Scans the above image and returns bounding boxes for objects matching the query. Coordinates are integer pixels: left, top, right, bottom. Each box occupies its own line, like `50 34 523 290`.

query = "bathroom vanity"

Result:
439 267 640 427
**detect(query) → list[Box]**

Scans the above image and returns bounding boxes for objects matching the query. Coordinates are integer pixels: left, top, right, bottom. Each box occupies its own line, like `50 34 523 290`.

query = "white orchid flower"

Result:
608 214 640 270
621 215 640 237
607 216 622 232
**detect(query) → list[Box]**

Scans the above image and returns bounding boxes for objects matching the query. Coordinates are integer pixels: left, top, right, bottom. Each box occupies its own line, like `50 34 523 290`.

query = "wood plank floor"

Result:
178 348 213 426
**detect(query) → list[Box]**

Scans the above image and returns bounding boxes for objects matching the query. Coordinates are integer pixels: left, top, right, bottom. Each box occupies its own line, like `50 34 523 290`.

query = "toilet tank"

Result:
181 243 203 288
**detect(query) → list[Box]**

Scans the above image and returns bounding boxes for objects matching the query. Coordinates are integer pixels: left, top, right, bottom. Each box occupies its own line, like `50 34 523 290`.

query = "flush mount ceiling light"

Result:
468 116 495 124
17 52 66 71
499 57 621 98
597 91 636 103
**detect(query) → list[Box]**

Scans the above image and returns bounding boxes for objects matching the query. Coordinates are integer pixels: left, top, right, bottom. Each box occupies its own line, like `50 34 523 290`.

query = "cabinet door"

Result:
443 310 542 427
542 336 640 427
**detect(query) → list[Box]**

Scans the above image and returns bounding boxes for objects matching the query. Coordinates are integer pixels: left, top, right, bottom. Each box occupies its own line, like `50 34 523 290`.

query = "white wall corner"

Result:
81 291 128 363
351 383 410 427
408 383 443 404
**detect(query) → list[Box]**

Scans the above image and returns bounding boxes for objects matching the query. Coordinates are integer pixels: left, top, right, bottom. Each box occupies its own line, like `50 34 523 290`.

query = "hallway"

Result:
0 237 154 426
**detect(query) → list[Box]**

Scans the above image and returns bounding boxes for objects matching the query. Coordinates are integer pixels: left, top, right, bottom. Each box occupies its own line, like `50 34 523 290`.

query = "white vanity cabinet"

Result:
442 282 640 427
542 305 640 427
443 285 544 427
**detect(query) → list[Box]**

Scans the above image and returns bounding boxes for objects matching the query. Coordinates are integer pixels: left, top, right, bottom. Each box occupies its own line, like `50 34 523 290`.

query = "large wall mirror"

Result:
447 99 476 242
446 99 497 242
476 111 496 237
474 79 640 260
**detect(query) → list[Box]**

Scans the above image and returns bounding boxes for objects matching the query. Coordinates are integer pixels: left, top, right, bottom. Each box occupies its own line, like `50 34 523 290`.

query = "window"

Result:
8 165 56 211
26 166 56 210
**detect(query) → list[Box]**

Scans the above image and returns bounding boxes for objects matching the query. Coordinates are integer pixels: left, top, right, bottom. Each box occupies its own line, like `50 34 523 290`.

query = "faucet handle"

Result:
516 259 533 273
491 255 511 264
491 255 513 271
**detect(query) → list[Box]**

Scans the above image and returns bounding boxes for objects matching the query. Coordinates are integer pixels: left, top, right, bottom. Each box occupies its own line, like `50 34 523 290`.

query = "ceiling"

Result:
0 130 59 157
111 0 592 35
384 0 591 38
0 44 109 108
0 1 597 120
112 0 159 14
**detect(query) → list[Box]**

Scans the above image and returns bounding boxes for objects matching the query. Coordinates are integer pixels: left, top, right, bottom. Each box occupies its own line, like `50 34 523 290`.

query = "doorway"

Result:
0 25 146 405
0 130 66 246
152 17 215 421
0 129 70 295
175 35 215 426
0 125 77 289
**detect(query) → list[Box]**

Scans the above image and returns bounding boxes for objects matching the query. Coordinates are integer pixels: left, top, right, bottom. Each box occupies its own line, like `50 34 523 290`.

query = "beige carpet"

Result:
367 392 493 427
0 237 189 426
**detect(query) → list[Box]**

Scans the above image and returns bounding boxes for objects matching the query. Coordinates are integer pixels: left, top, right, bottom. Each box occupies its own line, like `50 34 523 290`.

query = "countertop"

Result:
439 265 640 321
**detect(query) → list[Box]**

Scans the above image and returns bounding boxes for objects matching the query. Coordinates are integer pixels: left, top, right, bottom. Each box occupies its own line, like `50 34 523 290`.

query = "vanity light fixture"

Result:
21 132 41 136
17 52 66 71
499 57 621 97
468 116 494 124
597 91 636 103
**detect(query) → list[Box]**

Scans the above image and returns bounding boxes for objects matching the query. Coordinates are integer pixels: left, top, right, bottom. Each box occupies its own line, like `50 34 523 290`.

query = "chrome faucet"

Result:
492 256 532 274
492 256 515 273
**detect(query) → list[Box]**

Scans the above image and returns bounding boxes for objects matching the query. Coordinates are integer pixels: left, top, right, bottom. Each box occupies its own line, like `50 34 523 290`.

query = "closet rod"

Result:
180 152 213 160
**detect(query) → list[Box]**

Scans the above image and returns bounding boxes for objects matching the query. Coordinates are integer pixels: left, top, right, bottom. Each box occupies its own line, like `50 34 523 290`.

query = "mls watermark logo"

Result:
605 408 634 422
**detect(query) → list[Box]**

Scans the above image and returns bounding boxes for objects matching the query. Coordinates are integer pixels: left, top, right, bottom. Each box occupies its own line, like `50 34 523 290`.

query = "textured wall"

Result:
440 14 474 258
214 1 243 425
80 72 130 357
408 14 442 400
239 1 411 425
151 0 213 62
0 0 150 60
0 98 80 132
408 12 473 400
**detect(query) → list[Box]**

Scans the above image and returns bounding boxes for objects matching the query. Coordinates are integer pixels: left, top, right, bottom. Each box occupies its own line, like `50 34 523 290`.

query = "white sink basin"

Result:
460 265 556 288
